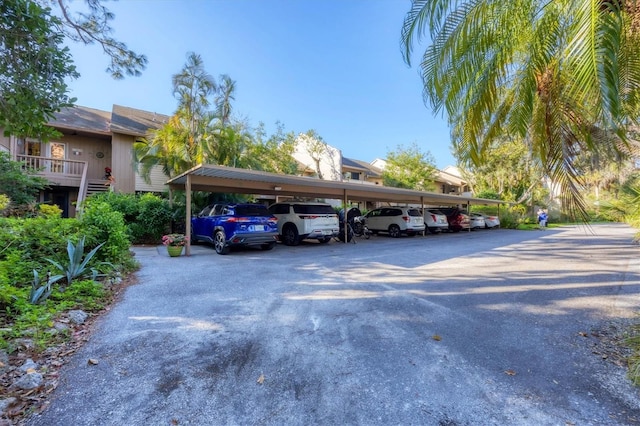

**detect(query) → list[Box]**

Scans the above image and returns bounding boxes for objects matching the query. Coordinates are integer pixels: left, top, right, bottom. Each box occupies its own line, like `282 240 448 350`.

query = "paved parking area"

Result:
28 224 640 425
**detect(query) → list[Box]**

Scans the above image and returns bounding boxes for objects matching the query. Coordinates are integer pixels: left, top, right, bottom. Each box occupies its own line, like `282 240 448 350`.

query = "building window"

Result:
50 142 65 173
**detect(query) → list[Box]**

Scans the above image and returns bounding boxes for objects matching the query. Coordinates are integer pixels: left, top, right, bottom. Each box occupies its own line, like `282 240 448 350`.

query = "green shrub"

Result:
499 205 527 229
87 192 173 244
79 199 131 266
50 279 106 312
37 203 63 218
0 216 81 288
129 193 172 243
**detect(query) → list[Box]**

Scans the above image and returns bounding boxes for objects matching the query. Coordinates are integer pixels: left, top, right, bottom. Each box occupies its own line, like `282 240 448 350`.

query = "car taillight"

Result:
402 216 409 222
225 217 250 223
268 217 278 224
431 214 437 222
299 215 319 219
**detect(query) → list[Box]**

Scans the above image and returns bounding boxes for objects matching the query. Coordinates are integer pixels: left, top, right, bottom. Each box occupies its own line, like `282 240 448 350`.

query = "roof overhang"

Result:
167 164 503 206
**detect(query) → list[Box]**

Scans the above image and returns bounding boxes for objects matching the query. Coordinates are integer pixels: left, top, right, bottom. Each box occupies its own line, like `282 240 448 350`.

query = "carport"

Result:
166 164 504 255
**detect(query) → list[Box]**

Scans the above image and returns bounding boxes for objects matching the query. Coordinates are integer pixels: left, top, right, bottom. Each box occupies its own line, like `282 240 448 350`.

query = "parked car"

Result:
268 202 339 246
364 207 425 237
191 203 279 255
474 213 500 228
438 207 471 232
424 209 449 234
468 212 486 229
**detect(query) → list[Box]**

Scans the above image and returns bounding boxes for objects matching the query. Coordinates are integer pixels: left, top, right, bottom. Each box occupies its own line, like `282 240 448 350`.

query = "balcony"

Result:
17 154 93 204
17 154 87 186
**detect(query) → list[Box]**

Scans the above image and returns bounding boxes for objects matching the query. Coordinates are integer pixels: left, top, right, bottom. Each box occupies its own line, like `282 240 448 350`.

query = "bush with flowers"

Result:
162 233 188 247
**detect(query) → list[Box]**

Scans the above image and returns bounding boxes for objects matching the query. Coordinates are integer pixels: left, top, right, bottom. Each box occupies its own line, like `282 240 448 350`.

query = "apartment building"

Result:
0 104 168 217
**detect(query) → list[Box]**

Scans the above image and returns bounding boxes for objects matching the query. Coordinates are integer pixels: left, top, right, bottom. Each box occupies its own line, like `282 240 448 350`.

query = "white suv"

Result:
268 202 339 246
364 207 425 237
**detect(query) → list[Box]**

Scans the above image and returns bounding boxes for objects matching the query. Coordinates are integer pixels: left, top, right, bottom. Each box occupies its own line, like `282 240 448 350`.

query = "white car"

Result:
424 209 449 234
475 213 500 228
365 207 425 237
468 212 486 229
268 202 339 246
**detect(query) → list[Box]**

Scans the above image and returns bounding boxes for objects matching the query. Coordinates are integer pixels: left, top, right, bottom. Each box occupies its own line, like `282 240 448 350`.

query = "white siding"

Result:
135 165 168 193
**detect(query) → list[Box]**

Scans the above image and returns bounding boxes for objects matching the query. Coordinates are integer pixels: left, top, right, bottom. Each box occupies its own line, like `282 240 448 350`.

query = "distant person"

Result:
538 209 548 229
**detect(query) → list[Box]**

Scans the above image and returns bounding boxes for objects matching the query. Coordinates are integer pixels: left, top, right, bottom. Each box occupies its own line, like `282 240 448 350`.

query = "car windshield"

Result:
293 204 336 215
234 205 271 216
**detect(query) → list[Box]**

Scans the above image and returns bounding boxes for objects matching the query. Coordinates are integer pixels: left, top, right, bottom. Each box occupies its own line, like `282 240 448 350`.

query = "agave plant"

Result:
29 270 57 305
46 237 108 286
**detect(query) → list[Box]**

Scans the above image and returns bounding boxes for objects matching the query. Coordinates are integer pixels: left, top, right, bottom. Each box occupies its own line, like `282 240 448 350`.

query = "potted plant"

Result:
162 233 188 257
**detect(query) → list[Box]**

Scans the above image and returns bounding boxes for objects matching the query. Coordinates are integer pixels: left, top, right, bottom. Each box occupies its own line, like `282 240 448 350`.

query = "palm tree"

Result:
135 53 219 181
401 0 640 218
215 74 236 126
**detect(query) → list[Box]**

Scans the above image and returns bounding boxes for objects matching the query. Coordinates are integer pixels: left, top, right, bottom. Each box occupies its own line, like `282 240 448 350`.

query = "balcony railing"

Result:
17 154 86 178
17 154 89 205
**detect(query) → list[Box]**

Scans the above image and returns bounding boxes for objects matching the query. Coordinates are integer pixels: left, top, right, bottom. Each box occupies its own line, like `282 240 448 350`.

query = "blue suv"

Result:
191 203 278 255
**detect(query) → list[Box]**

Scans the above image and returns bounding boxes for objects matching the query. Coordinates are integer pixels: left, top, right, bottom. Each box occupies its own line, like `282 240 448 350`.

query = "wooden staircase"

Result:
86 179 111 196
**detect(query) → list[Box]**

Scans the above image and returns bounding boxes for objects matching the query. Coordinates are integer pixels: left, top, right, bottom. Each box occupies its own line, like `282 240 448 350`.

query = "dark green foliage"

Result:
475 190 501 200
50 279 106 312
79 199 131 266
0 0 78 140
0 152 49 208
0 216 80 287
0 208 134 352
87 192 173 243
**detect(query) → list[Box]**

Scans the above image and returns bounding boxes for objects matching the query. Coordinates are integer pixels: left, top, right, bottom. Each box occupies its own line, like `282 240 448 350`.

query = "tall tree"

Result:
249 122 299 175
298 130 334 180
382 143 438 191
0 0 78 139
401 0 640 219
0 0 146 139
456 137 545 203
136 53 219 180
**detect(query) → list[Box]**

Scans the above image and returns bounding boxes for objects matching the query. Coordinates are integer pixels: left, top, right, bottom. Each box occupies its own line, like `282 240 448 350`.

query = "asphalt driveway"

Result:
27 224 640 425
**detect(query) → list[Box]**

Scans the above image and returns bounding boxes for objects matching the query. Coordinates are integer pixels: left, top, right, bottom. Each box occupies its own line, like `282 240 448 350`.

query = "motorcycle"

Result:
337 207 370 242
352 214 371 239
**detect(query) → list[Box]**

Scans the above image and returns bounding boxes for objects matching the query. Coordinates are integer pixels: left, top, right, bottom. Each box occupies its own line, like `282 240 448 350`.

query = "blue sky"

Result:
66 0 456 168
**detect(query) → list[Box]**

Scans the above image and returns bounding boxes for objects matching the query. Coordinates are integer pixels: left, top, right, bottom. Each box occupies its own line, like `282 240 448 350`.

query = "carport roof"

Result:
167 164 503 206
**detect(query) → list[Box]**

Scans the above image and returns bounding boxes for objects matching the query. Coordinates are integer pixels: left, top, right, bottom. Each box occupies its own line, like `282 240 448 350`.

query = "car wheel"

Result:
353 222 364 236
261 242 276 251
319 237 331 244
214 230 230 255
282 224 300 246
388 224 401 238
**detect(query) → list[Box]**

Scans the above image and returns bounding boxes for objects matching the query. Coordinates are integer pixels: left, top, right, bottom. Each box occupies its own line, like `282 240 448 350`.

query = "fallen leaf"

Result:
257 374 265 384
505 369 516 376
432 335 442 341
87 358 99 365
578 332 588 337
26 368 36 374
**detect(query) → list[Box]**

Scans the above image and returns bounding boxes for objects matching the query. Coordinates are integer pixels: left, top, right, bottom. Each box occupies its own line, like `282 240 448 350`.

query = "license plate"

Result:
322 230 332 235
250 225 265 231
